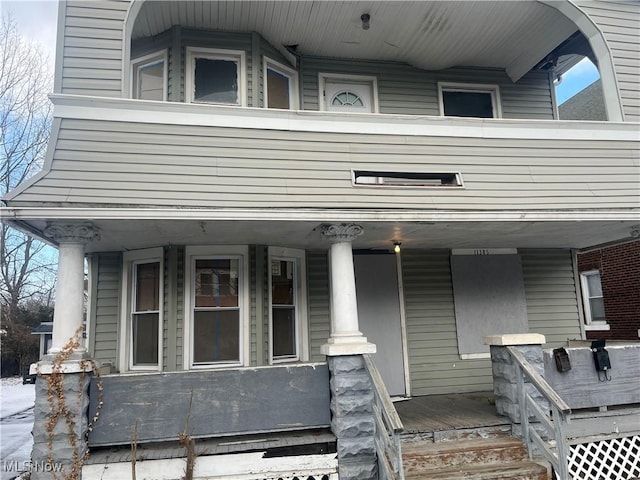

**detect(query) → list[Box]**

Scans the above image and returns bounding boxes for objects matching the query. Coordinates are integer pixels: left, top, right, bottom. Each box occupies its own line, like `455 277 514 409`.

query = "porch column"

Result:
44 222 99 353
320 224 378 480
320 223 376 356
30 222 99 480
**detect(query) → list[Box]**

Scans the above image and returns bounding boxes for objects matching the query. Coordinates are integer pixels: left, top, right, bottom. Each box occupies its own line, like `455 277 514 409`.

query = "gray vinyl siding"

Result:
402 248 583 396
402 250 493 396
307 251 331 363
60 1 128 96
520 249 582 346
91 252 121 366
575 1 640 122
302 57 554 119
14 117 638 210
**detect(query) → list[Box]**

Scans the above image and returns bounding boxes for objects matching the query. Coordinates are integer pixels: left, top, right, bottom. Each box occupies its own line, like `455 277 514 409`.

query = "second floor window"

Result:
264 58 298 110
439 83 501 118
131 51 167 101
186 47 246 106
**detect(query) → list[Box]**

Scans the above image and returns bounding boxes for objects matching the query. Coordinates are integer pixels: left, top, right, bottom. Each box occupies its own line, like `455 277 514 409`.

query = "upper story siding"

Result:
574 0 640 122
56 0 639 122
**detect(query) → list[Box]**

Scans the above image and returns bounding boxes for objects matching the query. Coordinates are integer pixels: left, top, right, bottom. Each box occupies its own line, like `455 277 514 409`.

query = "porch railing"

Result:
507 346 572 479
363 354 405 480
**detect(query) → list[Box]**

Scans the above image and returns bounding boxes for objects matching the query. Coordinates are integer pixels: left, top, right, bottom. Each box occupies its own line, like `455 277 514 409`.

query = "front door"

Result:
354 253 406 396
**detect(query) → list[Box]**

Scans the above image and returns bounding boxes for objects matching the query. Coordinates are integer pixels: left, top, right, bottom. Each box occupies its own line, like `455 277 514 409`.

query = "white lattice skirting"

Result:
564 435 640 480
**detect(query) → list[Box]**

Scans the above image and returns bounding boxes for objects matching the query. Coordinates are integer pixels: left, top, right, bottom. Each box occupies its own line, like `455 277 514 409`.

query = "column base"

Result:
321 337 376 356
30 351 98 375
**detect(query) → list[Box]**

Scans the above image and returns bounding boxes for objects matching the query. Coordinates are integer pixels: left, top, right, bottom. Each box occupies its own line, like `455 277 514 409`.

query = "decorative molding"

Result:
44 222 100 244
320 223 364 243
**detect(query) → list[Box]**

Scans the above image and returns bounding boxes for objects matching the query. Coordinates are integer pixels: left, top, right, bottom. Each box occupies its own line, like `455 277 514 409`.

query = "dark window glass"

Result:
194 58 238 104
443 91 494 118
193 310 240 363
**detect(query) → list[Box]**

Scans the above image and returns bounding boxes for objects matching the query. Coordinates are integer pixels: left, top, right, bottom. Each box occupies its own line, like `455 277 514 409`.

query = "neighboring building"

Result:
559 78 607 120
31 322 53 359
1 1 638 478
578 240 640 340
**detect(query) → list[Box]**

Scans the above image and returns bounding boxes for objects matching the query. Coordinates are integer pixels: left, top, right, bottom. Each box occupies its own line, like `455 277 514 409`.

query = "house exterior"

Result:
577 239 640 340
1 1 639 479
558 78 607 121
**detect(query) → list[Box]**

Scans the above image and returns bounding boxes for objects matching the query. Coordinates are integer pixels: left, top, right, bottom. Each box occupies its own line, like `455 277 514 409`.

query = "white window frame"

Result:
438 82 502 118
268 247 308 364
318 73 379 113
580 269 610 331
184 246 250 369
120 247 164 372
130 50 168 101
263 58 299 110
185 47 247 107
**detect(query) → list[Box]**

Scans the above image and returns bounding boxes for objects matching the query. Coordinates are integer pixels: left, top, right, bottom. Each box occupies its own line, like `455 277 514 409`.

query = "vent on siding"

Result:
353 170 463 187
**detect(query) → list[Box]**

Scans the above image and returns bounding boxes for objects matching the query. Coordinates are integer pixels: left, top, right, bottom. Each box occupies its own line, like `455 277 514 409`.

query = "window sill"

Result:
585 323 610 331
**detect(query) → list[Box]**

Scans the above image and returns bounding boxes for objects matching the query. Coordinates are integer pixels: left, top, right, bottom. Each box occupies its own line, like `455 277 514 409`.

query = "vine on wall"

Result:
36 327 103 480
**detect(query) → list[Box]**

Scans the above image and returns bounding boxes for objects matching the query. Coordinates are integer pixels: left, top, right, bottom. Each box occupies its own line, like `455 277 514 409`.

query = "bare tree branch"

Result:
0 14 56 325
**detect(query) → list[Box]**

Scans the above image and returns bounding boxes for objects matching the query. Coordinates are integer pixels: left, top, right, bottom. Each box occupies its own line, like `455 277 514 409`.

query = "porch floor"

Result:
395 391 510 438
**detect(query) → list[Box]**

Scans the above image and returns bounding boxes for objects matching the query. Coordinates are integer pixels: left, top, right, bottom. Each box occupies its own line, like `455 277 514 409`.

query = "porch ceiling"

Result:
12 217 639 253
132 1 578 81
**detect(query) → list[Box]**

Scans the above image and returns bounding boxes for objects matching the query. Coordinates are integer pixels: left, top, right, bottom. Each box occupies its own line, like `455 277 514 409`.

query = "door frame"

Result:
318 73 379 113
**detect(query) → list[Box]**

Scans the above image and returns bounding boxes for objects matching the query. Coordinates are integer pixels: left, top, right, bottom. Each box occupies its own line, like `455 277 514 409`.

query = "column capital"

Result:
321 223 364 243
44 222 100 244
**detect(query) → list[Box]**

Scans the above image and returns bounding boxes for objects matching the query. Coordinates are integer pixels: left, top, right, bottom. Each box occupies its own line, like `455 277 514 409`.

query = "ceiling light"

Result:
361 13 370 30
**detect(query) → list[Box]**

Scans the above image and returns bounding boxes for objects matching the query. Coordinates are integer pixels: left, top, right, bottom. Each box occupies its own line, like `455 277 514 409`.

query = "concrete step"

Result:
404 460 549 480
402 434 549 480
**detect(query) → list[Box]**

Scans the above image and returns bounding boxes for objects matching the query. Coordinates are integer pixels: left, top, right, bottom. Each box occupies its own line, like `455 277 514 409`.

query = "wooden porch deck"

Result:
394 391 511 439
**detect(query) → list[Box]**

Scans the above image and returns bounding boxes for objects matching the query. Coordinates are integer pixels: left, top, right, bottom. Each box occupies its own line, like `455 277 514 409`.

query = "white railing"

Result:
507 346 572 479
363 355 405 480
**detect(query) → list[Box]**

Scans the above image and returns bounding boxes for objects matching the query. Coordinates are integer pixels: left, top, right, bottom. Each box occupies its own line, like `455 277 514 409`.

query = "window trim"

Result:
263 58 299 110
438 82 502 119
120 247 164 372
185 47 247 107
267 247 308 364
318 73 379 113
130 50 168 101
184 246 250 369
580 269 609 330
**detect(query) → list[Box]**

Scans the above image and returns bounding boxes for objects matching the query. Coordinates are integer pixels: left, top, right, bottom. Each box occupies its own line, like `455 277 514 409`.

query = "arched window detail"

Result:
331 91 365 107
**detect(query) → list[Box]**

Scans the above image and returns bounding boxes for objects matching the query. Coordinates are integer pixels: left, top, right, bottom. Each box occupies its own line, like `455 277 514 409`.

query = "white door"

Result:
354 253 406 396
324 80 374 113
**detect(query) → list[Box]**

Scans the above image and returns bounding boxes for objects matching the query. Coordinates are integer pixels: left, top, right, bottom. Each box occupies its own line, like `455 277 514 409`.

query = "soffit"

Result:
132 1 578 81
13 218 638 253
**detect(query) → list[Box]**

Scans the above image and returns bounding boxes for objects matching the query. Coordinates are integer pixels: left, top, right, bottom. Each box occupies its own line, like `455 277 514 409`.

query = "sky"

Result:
2 0 600 104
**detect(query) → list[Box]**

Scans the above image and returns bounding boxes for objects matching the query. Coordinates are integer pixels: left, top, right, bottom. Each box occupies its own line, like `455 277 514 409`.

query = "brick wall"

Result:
578 240 640 340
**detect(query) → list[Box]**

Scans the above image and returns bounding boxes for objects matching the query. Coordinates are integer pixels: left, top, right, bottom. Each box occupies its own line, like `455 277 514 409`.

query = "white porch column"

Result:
320 223 375 356
44 222 99 353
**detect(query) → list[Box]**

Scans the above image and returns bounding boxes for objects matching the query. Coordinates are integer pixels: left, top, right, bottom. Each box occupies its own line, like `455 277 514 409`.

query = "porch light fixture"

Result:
393 241 401 254
361 13 370 30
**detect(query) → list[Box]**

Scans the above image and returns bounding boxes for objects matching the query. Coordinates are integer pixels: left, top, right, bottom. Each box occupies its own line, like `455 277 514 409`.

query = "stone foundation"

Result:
30 355 93 480
486 334 548 425
328 355 378 480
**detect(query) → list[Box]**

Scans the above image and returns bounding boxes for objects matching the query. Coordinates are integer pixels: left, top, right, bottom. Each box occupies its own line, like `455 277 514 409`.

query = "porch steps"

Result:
402 433 549 480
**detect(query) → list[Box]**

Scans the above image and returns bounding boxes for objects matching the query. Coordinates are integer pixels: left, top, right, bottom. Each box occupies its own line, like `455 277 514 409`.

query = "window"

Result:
186 48 246 106
438 83 501 118
580 270 608 329
353 170 463 187
268 247 307 363
264 59 298 109
185 246 249 368
121 248 163 371
131 51 167 101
